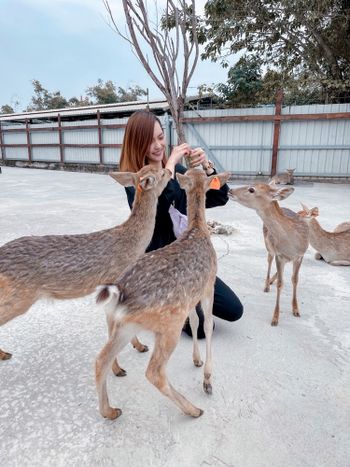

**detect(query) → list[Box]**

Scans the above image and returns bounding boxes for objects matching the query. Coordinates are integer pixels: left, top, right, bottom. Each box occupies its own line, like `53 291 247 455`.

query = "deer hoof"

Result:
193 359 203 367
103 407 122 420
192 408 204 418
112 362 127 377
293 311 300 317
264 286 270 293
203 381 212 395
0 350 12 360
271 319 278 326
314 252 323 260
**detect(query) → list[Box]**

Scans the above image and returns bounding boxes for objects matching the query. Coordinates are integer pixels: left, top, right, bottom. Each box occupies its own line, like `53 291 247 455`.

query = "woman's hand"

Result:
166 143 191 176
188 147 207 168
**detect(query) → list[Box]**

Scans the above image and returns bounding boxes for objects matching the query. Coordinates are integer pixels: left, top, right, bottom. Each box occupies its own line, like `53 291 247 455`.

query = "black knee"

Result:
226 302 244 322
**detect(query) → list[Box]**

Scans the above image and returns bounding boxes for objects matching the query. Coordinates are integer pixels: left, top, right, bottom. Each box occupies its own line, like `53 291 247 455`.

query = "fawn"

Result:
229 182 309 326
270 168 296 185
95 169 230 420
298 204 350 266
0 165 171 362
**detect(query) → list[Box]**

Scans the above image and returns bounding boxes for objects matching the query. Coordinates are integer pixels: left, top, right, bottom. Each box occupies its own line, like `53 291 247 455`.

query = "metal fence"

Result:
1 98 350 178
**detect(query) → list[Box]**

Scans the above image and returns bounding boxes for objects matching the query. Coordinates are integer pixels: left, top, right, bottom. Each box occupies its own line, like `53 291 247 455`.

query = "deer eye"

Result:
248 187 255 193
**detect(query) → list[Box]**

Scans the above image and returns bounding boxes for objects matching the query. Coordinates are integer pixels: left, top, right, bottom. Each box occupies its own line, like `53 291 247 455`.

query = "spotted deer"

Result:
229 182 309 326
95 169 230 420
298 204 350 266
0 165 171 363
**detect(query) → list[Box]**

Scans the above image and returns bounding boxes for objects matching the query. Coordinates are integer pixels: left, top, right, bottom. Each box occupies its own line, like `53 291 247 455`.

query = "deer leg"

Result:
189 307 203 367
264 253 274 292
271 256 286 326
329 260 350 266
291 257 303 317
105 313 127 377
269 272 277 285
131 336 149 353
0 291 37 360
95 323 130 420
201 289 215 395
112 335 148 376
145 328 203 418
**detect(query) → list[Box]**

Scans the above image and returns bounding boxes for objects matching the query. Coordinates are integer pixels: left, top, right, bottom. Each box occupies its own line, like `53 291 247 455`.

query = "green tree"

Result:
0 104 15 114
86 79 147 105
116 85 147 103
202 0 350 101
86 79 118 104
26 80 69 111
216 56 262 105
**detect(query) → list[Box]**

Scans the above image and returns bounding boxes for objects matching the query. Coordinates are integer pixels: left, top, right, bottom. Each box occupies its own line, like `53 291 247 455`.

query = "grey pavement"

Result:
0 167 349 467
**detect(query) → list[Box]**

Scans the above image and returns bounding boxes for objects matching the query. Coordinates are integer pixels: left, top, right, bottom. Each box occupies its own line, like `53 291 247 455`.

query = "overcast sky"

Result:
0 0 233 112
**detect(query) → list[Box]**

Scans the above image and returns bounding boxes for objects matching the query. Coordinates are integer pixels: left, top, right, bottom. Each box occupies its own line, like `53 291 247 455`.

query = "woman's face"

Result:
146 121 166 166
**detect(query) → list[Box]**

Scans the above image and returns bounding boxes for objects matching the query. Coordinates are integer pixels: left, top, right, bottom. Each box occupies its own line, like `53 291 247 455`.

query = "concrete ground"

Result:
0 167 349 467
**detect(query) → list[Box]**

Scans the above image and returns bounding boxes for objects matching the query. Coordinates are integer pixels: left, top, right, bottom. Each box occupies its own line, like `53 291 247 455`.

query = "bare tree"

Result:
103 0 200 143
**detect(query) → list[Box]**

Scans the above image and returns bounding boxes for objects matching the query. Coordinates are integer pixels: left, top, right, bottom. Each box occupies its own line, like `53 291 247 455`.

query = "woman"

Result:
119 110 243 338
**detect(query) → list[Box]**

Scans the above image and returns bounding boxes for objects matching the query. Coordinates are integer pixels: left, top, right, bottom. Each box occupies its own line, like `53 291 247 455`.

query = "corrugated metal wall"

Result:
2 123 28 160
1 104 350 177
180 104 350 176
277 104 350 176
181 107 274 174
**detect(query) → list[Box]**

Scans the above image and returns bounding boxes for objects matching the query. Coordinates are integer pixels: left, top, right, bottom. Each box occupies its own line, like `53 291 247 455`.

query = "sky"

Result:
0 0 234 112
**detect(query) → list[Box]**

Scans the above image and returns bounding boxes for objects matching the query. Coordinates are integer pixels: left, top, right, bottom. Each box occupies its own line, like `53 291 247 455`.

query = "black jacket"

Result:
125 163 229 252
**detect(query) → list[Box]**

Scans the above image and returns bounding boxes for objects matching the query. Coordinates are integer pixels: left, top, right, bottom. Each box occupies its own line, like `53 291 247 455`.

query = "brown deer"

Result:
298 204 350 266
270 168 296 185
95 169 230 420
0 165 171 364
229 182 309 326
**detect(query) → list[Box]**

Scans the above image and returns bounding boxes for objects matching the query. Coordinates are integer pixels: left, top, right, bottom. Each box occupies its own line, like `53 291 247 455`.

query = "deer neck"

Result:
121 190 157 240
308 218 331 248
257 201 284 224
257 201 291 235
187 189 208 233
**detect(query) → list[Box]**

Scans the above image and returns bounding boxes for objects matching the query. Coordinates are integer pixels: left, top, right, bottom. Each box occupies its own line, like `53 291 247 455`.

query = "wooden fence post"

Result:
58 114 64 163
97 110 103 164
25 119 32 162
0 121 5 162
271 89 283 176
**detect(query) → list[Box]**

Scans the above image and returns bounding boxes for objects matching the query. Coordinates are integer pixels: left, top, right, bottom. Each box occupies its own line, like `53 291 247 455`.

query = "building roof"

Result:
0 99 171 123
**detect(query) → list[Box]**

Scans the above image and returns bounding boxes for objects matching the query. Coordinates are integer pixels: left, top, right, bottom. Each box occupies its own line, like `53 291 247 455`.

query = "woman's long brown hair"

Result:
119 110 167 172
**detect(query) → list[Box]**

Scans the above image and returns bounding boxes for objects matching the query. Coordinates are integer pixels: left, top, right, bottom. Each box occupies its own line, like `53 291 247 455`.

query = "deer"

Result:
0 165 171 367
229 182 309 326
298 204 350 266
270 168 296 185
95 168 230 420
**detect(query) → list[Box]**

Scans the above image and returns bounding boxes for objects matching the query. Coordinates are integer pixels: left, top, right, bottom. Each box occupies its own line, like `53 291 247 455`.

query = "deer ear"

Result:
176 173 193 190
109 171 137 187
269 179 277 187
300 202 309 211
311 207 319 217
139 174 156 191
273 186 295 200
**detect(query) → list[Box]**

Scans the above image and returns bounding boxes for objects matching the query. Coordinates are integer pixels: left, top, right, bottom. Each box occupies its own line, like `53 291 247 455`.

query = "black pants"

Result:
182 276 244 339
